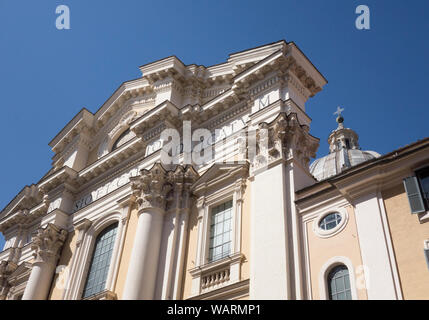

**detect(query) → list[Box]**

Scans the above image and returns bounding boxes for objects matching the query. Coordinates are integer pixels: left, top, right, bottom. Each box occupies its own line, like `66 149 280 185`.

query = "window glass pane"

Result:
82 223 118 298
418 168 429 208
208 201 233 262
328 265 352 300
319 213 342 230
335 277 345 291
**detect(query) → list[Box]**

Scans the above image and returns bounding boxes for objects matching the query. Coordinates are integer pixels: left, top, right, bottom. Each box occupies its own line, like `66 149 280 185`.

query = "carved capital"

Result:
131 163 199 214
251 112 319 172
31 224 68 265
0 260 18 300
234 178 247 203
131 163 171 213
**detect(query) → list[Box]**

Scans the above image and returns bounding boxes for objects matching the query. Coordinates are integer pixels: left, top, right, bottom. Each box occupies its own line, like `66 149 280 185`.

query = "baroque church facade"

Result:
1 40 429 300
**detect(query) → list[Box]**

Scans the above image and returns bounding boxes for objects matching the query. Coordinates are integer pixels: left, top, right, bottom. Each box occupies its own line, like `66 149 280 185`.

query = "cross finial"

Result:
334 106 344 117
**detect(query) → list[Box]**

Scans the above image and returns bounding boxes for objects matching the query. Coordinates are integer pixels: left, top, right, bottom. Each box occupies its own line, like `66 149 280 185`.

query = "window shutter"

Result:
403 176 426 214
424 249 429 270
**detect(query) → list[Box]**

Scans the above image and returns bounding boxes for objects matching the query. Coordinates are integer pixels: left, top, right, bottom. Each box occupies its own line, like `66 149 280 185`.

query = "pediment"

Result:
97 105 154 159
192 162 249 195
0 185 42 220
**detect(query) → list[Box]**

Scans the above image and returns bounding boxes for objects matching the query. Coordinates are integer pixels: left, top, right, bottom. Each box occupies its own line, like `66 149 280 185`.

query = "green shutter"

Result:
403 176 426 214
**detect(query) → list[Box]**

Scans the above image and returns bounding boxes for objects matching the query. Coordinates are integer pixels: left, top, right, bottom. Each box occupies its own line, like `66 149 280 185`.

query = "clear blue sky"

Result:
0 1 428 247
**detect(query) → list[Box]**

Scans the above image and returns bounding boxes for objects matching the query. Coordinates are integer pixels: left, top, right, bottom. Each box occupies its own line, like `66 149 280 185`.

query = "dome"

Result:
309 148 380 181
309 110 380 181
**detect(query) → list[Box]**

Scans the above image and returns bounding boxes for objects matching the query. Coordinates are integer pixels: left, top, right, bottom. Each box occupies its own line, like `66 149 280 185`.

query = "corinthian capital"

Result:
251 112 319 172
0 261 17 300
131 163 199 213
31 224 68 265
131 163 172 213
168 165 199 211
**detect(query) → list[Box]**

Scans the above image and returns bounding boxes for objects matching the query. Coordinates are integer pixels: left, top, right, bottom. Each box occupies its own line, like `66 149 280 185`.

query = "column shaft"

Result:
123 209 164 300
22 262 56 300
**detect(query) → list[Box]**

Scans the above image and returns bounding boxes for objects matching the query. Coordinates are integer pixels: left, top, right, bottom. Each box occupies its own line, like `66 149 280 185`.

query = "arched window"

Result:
328 265 352 300
82 223 118 298
111 128 135 151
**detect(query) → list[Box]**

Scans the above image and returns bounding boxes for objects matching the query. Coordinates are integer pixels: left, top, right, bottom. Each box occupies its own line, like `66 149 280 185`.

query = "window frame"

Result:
318 256 359 300
64 211 126 300
198 191 241 267
207 199 234 264
327 264 352 300
81 222 119 299
190 166 247 297
416 167 429 210
313 208 349 239
406 165 429 222
319 212 342 231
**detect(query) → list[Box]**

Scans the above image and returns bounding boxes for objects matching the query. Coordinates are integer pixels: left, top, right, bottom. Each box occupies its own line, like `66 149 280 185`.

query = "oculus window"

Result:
319 212 342 231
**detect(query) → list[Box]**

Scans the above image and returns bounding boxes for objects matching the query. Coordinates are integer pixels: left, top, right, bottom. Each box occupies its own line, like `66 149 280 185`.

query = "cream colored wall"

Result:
48 230 77 300
114 207 139 299
383 184 429 300
181 206 199 299
240 181 251 281
305 206 367 300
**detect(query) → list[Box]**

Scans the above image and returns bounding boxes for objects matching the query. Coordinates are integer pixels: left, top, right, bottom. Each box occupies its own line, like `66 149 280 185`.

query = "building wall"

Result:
48 230 77 300
240 179 251 286
114 207 139 299
182 205 199 299
304 205 367 300
383 184 429 300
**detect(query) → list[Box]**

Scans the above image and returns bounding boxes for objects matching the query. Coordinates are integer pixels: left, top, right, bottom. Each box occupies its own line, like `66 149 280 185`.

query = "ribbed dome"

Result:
309 110 380 181
309 148 380 181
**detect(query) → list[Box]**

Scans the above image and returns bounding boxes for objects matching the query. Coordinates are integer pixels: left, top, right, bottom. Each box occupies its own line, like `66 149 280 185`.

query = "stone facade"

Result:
0 40 428 300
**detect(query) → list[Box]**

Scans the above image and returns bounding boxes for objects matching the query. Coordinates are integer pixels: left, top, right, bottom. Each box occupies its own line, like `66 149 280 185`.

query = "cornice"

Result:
0 185 42 220
77 137 145 185
50 110 94 154
130 100 181 135
38 166 78 195
296 137 429 205
0 207 46 234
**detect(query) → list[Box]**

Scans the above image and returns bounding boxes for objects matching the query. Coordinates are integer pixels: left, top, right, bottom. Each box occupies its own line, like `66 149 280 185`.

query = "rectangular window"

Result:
208 200 233 263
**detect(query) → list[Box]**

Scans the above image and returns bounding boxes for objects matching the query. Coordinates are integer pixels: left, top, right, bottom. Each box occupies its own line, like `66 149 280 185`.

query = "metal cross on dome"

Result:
334 106 344 117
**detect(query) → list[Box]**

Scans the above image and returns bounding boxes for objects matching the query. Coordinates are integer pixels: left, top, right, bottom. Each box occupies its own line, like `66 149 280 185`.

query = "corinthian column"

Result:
22 224 68 300
122 163 172 300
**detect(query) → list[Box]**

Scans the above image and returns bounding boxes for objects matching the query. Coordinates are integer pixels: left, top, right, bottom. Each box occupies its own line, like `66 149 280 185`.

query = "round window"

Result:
319 212 342 231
